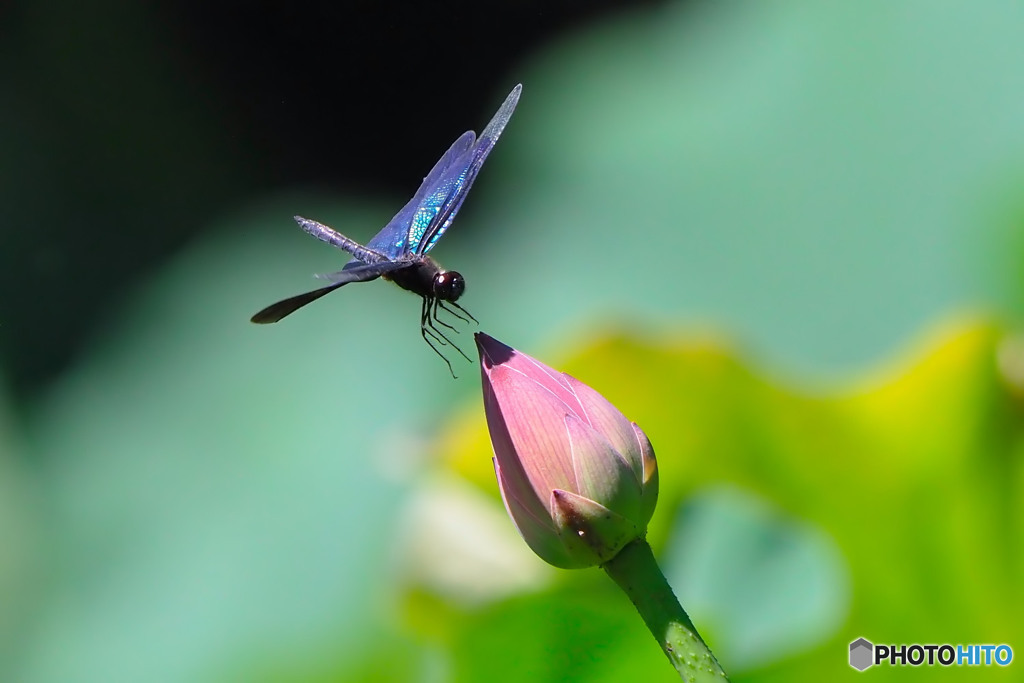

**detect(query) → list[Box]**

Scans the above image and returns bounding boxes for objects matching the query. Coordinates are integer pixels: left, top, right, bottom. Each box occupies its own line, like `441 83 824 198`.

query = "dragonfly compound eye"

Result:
433 271 465 302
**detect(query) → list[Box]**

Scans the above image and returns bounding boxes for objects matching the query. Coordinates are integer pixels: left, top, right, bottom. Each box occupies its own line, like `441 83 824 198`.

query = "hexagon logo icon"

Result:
850 638 874 671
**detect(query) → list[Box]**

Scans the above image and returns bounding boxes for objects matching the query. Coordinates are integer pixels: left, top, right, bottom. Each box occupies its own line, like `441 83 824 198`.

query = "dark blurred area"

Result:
0 0 658 397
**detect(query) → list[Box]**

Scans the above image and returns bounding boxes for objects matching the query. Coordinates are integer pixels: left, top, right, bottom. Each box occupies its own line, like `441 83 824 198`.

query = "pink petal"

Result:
565 415 642 525
493 458 573 568
486 365 578 507
631 422 659 527
481 377 550 525
477 332 585 420
564 374 641 475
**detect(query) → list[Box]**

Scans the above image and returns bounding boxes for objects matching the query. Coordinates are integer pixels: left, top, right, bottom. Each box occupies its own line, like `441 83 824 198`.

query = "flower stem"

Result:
601 539 729 681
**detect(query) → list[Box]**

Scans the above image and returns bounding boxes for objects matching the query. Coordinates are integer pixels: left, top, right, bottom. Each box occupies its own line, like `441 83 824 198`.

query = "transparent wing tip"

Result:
480 84 523 141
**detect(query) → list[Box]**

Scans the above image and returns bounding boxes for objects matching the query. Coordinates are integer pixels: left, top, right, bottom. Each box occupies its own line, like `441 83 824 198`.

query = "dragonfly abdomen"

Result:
294 215 389 264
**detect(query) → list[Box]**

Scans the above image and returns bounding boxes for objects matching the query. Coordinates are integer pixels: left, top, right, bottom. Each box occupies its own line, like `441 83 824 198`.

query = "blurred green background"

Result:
2 0 1023 681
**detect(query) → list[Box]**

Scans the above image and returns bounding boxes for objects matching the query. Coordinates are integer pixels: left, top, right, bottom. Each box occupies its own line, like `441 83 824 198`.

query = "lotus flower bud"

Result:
475 332 659 569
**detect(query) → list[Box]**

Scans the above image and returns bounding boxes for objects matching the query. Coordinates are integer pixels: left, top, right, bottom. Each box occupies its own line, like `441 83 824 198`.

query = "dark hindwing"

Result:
250 261 409 323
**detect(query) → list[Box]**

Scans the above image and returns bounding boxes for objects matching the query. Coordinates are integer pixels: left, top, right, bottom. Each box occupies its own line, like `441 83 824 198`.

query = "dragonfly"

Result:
251 84 522 376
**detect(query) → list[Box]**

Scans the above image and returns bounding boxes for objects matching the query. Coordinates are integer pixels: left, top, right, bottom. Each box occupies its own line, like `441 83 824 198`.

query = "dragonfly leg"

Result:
426 298 472 363
421 298 454 347
423 321 455 350
431 312 459 334
438 300 478 325
419 298 457 378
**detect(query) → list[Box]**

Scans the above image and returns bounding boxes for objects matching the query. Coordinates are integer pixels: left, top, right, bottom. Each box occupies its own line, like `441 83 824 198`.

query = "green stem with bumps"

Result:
602 539 729 681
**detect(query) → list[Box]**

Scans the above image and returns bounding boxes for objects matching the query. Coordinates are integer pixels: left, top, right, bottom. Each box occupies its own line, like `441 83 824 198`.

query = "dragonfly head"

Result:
432 270 465 302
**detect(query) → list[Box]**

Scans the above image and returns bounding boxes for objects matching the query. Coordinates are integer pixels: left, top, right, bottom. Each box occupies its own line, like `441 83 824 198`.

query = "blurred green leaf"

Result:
0 375 39 682
432 318 1022 680
457 0 1024 375
663 487 848 671
18 200 466 683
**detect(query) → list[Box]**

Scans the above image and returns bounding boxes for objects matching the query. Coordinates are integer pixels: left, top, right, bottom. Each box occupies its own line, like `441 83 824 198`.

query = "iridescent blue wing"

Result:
350 84 521 263
412 84 521 255
360 131 476 259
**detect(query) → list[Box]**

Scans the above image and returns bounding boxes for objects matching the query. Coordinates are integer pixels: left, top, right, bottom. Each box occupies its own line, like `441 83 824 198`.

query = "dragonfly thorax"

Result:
385 257 464 303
